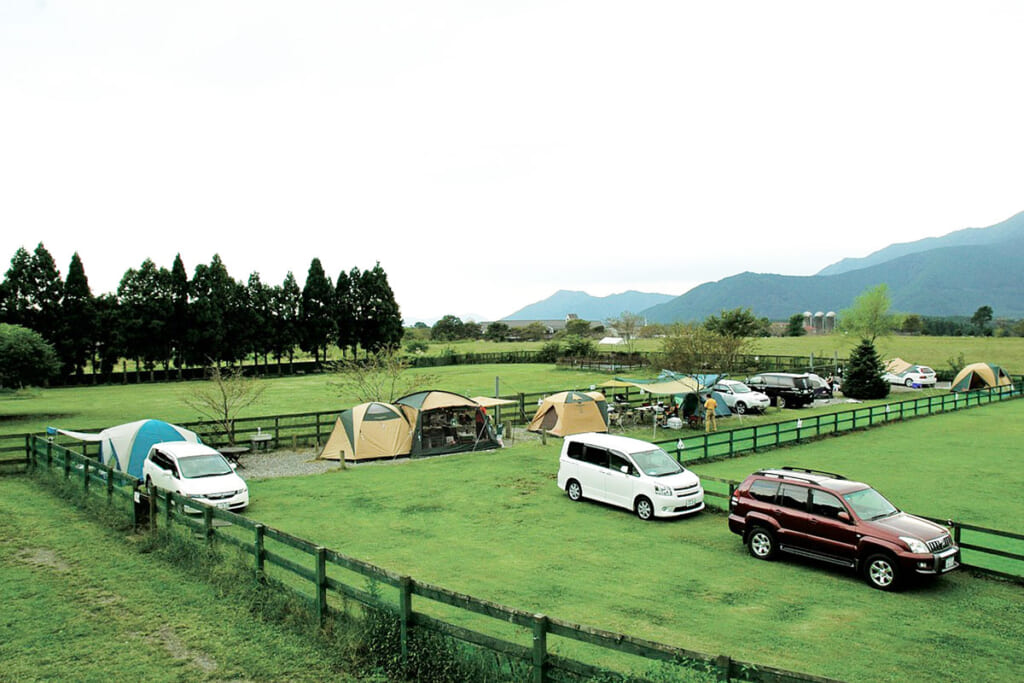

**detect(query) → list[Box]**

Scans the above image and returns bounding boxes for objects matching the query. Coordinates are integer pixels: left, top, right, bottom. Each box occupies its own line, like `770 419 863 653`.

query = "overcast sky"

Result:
3 1 1022 323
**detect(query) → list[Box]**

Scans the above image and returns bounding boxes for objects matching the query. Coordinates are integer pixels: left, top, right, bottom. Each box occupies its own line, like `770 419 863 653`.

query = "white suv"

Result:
143 442 249 512
557 433 704 520
712 379 770 414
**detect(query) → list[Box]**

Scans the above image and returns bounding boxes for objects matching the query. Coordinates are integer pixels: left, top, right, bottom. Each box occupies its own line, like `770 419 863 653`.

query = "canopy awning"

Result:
599 376 700 395
470 396 519 407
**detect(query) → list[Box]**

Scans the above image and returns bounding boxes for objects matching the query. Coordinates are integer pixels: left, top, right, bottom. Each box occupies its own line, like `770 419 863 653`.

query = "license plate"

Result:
217 502 229 510
944 557 955 570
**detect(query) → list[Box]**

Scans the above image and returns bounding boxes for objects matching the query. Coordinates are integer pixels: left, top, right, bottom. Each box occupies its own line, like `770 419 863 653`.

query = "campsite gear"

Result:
396 390 501 456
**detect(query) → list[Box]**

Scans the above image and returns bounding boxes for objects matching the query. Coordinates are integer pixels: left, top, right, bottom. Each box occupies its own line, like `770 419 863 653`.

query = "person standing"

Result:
703 394 718 433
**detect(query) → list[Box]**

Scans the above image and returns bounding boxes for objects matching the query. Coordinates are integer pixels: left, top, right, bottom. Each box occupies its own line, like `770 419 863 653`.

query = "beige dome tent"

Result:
528 390 608 437
950 363 1013 392
318 402 413 462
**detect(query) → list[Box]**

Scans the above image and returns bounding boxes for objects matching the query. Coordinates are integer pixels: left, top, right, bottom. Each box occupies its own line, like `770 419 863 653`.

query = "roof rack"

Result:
755 466 847 483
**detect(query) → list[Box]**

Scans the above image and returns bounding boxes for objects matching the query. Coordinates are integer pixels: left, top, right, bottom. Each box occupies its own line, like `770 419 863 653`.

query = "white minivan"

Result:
557 433 704 520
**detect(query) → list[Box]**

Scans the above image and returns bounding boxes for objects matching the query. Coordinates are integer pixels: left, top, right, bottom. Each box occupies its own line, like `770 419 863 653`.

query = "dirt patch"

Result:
149 625 218 673
16 547 71 572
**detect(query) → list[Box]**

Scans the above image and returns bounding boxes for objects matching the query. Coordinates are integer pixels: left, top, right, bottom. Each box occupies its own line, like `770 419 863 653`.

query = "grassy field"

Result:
234 400 1024 683
3 369 1023 681
0 476 355 682
2 335 1022 438
412 335 1024 375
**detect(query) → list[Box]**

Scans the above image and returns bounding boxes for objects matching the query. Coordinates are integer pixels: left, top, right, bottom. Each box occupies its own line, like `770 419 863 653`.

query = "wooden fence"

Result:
24 435 842 683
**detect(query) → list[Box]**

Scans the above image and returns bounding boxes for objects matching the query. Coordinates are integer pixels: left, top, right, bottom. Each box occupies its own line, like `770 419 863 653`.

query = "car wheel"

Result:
776 396 787 409
566 479 583 501
747 527 777 560
635 496 654 521
864 553 901 590
905 378 915 388
735 402 747 415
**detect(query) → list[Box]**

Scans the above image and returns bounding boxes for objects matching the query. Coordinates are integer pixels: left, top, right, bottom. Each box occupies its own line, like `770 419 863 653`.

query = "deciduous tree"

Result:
183 364 266 445
839 284 901 343
0 323 61 388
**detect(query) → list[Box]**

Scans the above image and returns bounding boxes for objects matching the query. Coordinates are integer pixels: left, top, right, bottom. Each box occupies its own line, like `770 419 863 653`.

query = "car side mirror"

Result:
837 511 851 523
229 462 237 471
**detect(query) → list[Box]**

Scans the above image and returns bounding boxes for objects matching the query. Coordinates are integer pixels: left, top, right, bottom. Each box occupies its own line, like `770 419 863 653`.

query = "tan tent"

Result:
318 402 413 462
884 358 913 375
528 391 608 437
951 363 1013 392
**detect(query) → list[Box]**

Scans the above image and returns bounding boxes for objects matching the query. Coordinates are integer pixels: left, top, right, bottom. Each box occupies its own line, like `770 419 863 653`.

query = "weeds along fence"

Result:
24 436 840 683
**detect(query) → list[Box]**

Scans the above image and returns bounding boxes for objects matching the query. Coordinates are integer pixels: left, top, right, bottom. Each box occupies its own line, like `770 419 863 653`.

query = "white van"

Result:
556 433 704 520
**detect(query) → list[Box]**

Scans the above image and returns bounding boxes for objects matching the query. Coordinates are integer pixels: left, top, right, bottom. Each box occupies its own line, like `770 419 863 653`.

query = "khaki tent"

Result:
951 363 1013 392
396 390 501 456
884 358 913 375
528 390 608 437
319 402 413 462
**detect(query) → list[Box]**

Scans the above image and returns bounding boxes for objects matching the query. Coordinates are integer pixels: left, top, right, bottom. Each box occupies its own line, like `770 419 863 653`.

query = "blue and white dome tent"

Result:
50 419 202 479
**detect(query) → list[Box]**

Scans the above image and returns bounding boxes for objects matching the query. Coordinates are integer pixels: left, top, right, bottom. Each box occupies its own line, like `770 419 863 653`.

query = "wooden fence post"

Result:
149 488 157 531
204 507 214 544
532 613 548 683
716 654 732 682
106 465 114 502
399 576 413 669
165 491 173 527
83 459 90 493
315 547 327 626
254 524 266 579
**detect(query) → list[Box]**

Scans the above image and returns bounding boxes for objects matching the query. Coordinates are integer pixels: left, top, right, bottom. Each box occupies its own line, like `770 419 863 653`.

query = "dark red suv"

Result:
728 467 960 590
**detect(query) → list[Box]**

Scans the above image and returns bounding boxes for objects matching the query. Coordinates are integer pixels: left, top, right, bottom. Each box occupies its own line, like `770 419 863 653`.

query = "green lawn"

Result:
0 476 353 682
238 402 1024 683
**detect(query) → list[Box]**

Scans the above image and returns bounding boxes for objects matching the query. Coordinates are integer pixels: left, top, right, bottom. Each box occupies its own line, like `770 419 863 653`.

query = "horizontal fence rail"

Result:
26 435 851 683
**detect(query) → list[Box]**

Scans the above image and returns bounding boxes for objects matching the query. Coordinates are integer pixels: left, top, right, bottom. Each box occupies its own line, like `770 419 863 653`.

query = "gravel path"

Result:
236 449 340 480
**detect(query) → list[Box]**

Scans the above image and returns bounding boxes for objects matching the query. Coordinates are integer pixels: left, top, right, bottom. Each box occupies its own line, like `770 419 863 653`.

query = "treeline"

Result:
0 244 402 383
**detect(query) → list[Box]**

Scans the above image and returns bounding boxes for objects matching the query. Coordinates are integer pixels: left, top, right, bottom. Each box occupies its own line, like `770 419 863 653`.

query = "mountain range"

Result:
504 211 1024 323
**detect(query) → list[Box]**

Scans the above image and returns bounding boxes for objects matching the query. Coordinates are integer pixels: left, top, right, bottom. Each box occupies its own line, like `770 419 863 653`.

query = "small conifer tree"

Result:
842 338 889 400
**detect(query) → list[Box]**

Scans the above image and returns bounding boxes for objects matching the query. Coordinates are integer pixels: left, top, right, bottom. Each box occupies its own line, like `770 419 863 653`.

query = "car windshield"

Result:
729 383 752 394
843 487 899 520
631 448 684 477
178 454 233 479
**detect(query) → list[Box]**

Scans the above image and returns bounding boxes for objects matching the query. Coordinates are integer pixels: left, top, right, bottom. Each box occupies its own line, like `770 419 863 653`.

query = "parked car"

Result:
744 373 816 408
142 442 249 513
883 364 937 388
557 433 704 520
728 467 959 590
712 379 770 414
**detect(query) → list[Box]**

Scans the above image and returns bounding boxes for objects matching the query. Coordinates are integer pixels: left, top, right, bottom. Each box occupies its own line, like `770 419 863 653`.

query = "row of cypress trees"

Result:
0 244 403 380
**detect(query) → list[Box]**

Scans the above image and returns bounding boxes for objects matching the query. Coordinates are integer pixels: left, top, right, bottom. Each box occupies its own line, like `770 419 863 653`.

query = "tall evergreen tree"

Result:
0 244 63 344
188 255 234 366
299 258 334 365
117 259 172 379
247 272 272 368
358 262 403 353
270 271 302 372
334 267 359 358
93 293 124 379
169 254 191 375
60 253 97 378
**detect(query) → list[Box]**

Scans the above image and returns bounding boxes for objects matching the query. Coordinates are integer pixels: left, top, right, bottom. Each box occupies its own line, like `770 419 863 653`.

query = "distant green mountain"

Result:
503 289 674 322
816 211 1024 276
643 235 1024 322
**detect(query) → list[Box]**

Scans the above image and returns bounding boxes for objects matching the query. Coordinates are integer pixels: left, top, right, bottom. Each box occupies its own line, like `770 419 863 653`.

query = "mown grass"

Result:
240 401 1024 683
0 475 356 682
